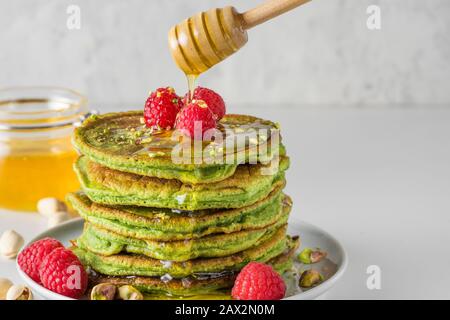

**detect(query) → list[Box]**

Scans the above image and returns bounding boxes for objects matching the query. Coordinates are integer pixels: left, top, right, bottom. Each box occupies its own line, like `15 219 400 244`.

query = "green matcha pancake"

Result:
74 155 289 211
87 236 299 297
72 225 294 278
77 213 288 261
73 111 284 184
67 188 291 241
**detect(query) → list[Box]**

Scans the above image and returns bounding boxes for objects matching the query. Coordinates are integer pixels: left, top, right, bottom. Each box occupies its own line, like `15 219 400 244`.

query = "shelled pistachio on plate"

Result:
90 283 117 300
298 248 327 264
90 283 143 300
118 285 144 300
0 230 24 259
299 269 324 288
37 198 73 228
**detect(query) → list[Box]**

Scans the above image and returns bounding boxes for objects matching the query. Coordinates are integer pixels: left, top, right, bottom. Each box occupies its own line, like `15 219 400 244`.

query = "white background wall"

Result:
1 0 449 111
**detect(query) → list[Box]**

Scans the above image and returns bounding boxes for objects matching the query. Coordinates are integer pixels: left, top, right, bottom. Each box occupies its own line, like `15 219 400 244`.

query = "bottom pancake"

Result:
88 235 299 298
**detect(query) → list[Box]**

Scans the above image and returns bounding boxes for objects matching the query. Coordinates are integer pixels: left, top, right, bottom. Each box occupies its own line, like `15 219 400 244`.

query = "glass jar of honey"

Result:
0 87 89 212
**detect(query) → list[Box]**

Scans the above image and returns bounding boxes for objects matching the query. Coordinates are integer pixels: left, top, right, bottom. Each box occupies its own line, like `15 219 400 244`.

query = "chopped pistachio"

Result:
194 100 208 108
298 248 327 264
299 269 324 288
298 248 313 264
90 283 117 300
118 285 143 300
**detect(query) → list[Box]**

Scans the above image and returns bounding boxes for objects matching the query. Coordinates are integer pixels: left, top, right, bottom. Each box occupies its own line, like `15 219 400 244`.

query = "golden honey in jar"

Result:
0 87 89 212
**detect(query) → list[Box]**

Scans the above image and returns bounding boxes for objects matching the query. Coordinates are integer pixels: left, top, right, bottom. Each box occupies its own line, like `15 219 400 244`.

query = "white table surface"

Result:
1 108 450 299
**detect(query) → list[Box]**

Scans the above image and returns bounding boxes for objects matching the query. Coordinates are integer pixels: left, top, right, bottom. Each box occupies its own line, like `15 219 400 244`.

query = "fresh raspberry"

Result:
184 87 226 120
231 262 286 300
144 87 183 130
17 237 64 284
175 99 217 138
39 247 88 299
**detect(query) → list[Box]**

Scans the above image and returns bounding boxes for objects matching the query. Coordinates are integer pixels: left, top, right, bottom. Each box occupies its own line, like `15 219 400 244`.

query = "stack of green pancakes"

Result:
68 111 299 299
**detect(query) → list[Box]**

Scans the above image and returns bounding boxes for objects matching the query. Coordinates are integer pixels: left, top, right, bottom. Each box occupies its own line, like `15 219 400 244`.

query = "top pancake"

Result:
73 111 284 184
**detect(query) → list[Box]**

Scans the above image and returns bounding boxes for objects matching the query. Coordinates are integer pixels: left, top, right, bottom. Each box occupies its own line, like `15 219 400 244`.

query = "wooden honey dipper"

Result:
168 0 311 76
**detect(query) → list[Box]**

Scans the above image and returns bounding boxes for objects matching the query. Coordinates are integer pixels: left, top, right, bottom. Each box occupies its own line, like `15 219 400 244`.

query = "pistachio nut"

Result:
90 283 117 300
6 285 33 300
118 285 143 300
0 230 24 259
47 211 70 228
299 269 324 288
0 278 13 300
298 248 327 264
37 198 67 217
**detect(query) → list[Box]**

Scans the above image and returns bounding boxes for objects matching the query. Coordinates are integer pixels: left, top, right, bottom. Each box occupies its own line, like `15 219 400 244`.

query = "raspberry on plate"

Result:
17 237 63 284
184 87 226 120
175 99 217 139
39 247 88 299
144 87 183 130
231 262 286 300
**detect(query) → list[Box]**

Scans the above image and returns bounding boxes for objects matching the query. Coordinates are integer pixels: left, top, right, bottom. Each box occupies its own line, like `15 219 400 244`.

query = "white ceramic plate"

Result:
285 220 348 300
17 218 347 300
